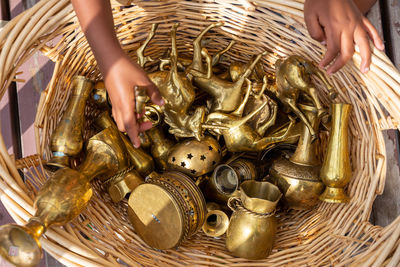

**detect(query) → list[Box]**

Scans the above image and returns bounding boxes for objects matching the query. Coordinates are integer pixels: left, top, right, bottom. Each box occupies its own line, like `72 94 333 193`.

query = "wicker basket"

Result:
1 0 400 266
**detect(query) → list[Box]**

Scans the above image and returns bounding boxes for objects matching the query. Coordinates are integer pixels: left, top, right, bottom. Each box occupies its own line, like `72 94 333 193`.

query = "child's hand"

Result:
304 0 384 74
104 54 164 148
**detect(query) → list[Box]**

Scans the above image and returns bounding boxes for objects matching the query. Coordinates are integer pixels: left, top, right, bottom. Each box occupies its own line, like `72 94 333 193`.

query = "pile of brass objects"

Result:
0 23 354 266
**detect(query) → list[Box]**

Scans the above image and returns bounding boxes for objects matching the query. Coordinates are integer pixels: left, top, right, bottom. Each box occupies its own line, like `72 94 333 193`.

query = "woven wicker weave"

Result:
1 0 400 266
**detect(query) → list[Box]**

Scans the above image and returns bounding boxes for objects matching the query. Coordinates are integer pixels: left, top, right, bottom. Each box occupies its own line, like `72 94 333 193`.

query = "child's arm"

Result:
71 0 163 148
304 0 384 74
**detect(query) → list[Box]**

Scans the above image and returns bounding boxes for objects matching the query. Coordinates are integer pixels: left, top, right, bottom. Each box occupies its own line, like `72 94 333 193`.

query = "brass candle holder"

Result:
45 76 93 171
270 104 324 210
319 103 352 203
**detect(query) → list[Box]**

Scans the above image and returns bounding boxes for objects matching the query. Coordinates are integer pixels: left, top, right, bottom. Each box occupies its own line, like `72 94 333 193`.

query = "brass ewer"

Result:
270 104 325 210
45 76 94 171
226 181 281 260
319 103 352 203
202 202 229 238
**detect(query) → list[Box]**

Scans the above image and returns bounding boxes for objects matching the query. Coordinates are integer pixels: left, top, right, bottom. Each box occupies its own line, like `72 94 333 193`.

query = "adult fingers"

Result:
363 17 384 50
319 29 340 68
145 82 164 106
354 27 371 73
326 31 354 74
305 13 326 42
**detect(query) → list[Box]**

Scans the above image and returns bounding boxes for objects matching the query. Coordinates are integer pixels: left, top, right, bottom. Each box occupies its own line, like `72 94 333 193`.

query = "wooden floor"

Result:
0 0 399 266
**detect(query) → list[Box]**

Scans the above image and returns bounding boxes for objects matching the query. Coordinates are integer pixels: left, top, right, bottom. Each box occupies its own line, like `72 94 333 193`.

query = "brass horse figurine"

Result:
273 55 336 139
137 24 206 140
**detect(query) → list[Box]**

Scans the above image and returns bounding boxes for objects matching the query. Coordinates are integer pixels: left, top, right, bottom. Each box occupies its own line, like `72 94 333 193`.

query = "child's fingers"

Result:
145 82 164 106
138 121 153 132
320 30 340 68
354 27 371 73
327 31 354 74
305 13 325 42
362 17 384 50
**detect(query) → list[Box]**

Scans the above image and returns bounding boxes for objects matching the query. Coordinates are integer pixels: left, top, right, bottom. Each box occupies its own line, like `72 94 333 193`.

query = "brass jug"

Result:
270 104 324 210
226 180 281 259
202 202 229 237
45 76 94 171
94 111 155 177
319 103 352 203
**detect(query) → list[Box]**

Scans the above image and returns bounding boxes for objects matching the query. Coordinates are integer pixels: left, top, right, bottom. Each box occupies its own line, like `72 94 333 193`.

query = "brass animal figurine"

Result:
204 80 295 152
273 55 335 140
186 22 267 113
137 23 206 140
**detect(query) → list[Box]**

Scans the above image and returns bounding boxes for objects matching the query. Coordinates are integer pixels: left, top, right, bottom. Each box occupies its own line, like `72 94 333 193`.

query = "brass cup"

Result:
202 203 229 237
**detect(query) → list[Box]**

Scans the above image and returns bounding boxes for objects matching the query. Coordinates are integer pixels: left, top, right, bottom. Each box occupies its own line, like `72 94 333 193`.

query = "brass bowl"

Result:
167 136 221 178
128 171 206 250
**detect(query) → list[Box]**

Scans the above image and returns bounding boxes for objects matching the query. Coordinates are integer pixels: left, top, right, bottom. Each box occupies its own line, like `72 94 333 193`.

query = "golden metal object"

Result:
273 55 335 140
94 111 155 177
230 56 265 82
319 103 352 203
146 126 175 170
226 180 281 259
187 23 268 113
202 202 229 237
135 86 148 114
204 81 296 152
45 76 93 171
167 136 221 178
128 171 206 250
270 104 324 210
203 158 256 205
138 23 205 140
91 80 110 109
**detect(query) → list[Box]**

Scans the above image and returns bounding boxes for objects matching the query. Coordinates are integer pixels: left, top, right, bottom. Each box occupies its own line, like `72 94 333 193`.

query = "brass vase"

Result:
94 111 155 177
90 80 110 109
202 202 229 237
146 126 175 170
203 159 256 205
319 103 352 203
270 104 324 210
45 76 93 171
128 171 206 250
226 180 281 260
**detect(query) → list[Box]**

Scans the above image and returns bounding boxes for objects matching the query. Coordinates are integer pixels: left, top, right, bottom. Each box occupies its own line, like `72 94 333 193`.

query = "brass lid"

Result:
128 184 185 250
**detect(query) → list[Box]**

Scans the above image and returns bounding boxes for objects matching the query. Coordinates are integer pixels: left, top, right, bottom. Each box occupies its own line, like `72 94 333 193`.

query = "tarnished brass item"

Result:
319 103 352 203
202 202 229 237
226 181 281 259
128 171 206 250
187 23 267 113
230 56 265 82
146 126 175 170
270 104 324 210
135 86 147 114
45 76 93 171
138 23 206 140
167 136 221 178
91 81 109 109
95 111 155 177
273 55 335 140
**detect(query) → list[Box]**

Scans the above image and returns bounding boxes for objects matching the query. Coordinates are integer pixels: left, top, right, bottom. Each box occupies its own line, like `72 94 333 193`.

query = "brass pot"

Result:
202 202 229 237
226 180 281 260
270 104 324 210
128 171 206 250
45 76 93 171
167 136 221 178
319 103 352 203
203 159 256 205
